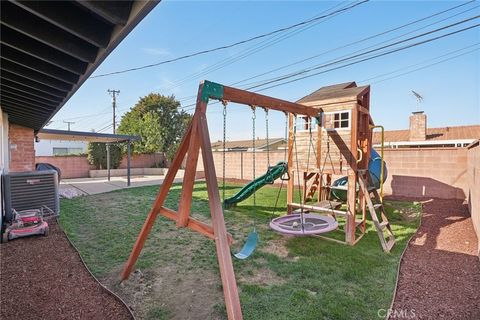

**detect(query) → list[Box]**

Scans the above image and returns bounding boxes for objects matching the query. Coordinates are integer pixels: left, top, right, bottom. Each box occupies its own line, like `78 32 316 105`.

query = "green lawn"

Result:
59 182 421 320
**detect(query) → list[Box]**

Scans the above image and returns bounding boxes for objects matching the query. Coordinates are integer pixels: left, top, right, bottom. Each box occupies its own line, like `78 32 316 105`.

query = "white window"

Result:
324 110 351 131
53 147 84 155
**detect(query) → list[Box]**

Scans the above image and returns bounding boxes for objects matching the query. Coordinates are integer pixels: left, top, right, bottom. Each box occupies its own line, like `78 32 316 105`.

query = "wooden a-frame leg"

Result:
198 112 243 320
120 122 193 281
177 113 202 227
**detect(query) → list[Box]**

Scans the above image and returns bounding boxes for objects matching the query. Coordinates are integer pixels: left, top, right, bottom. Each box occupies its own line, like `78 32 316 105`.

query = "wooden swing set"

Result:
120 80 394 320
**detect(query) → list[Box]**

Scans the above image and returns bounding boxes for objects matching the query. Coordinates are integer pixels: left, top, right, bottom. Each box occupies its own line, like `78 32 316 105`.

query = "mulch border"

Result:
56 218 137 320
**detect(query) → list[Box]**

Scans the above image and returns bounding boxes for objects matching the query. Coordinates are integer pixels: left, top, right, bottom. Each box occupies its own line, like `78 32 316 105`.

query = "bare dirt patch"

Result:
238 267 285 286
103 263 224 320
260 238 299 261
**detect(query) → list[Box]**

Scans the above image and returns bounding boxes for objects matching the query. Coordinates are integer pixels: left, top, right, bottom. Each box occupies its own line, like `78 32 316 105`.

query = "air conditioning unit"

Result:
3 170 59 223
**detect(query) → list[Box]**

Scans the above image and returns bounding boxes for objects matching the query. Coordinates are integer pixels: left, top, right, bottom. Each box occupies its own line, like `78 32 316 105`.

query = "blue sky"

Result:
48 0 479 141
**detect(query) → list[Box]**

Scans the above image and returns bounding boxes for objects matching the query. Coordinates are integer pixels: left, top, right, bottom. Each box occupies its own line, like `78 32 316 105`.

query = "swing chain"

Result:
222 102 227 208
264 108 270 168
251 106 257 228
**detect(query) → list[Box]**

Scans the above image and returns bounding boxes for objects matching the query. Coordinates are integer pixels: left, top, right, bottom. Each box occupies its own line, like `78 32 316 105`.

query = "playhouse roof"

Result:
296 82 370 105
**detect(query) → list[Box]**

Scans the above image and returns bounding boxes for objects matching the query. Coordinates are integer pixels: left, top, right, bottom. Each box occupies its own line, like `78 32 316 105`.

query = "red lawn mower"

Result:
2 206 54 242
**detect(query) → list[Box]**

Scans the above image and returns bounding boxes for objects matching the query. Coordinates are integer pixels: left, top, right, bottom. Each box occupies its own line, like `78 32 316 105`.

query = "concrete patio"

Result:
59 170 185 197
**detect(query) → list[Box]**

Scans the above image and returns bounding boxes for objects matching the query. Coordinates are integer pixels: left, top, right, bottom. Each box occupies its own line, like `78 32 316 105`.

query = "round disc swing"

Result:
269 114 338 236
221 102 258 260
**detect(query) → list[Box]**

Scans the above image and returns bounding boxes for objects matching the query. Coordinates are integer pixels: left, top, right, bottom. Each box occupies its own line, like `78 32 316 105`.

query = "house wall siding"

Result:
9 123 35 172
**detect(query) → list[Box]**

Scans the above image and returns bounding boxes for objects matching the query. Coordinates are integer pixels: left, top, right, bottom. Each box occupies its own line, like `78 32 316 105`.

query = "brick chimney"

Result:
409 111 427 141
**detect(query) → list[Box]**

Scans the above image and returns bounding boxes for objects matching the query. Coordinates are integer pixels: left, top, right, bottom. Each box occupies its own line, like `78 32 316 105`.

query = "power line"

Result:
366 46 480 84
89 0 369 78
160 1 356 91
245 16 480 91
179 22 479 112
175 1 478 107
232 1 479 88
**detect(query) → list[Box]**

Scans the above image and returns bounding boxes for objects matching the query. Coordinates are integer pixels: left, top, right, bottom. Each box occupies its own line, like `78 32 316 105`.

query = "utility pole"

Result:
63 120 75 131
108 89 120 134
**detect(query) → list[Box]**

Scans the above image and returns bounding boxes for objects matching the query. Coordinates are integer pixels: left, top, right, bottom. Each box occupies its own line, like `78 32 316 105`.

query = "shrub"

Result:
87 142 122 169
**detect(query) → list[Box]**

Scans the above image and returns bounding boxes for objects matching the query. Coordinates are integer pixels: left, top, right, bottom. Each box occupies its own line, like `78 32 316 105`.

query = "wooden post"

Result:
198 111 243 320
287 113 294 214
177 93 207 227
120 121 193 281
346 106 359 245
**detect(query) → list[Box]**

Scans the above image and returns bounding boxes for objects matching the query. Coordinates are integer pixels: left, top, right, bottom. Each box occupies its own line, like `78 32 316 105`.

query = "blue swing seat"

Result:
233 230 259 260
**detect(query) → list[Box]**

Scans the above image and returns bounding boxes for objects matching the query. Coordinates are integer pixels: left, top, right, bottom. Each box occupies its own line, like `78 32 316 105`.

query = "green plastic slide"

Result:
224 161 288 209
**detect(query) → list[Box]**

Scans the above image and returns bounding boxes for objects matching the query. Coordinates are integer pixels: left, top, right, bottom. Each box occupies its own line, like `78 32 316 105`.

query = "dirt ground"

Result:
0 219 132 320
391 198 480 319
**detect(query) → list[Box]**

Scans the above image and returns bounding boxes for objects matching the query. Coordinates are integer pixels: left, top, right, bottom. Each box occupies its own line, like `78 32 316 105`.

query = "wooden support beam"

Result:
1 92 57 110
1 26 88 75
2 80 64 103
1 59 73 92
76 0 133 25
222 84 321 117
0 84 62 104
177 87 206 227
159 207 233 245
12 0 112 48
0 98 54 115
2 70 69 97
287 113 294 214
198 111 243 320
1 2 98 62
121 122 193 281
1 45 79 84
1 91 55 110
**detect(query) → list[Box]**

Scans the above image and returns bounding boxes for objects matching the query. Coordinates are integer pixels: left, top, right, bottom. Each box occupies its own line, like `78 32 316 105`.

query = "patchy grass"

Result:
60 182 420 319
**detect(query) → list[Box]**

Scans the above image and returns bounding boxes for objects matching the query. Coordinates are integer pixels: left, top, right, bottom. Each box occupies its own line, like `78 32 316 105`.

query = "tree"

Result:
117 94 191 161
87 142 122 169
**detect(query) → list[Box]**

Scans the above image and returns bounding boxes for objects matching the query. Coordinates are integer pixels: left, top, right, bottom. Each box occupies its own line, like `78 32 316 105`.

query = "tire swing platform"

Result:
270 213 338 235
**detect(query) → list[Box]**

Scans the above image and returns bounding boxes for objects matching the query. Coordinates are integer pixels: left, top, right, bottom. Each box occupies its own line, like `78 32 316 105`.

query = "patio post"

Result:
106 143 111 181
127 140 131 186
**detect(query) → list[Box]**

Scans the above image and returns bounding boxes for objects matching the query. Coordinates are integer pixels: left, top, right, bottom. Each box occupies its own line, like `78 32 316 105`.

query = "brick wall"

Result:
9 123 35 172
35 155 94 179
466 142 479 253
198 148 469 200
35 153 165 178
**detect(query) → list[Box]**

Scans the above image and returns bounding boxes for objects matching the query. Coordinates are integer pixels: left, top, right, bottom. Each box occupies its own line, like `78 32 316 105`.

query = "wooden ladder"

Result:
358 174 396 252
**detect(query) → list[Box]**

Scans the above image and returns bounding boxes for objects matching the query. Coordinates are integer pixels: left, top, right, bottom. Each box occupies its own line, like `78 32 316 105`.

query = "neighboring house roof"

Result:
0 0 159 131
373 125 480 144
212 138 286 150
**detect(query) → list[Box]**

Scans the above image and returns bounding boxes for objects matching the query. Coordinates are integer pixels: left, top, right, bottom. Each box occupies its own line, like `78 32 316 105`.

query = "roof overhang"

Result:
0 0 160 131
38 128 139 143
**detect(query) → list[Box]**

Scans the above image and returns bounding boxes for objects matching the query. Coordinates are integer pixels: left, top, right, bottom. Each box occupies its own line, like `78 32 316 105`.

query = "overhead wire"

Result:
89 0 369 79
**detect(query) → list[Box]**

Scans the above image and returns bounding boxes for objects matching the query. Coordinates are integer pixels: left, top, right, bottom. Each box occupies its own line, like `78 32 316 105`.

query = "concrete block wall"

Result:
198 148 470 200
9 123 35 172
119 153 165 169
35 155 94 178
466 142 479 253
383 148 468 200
35 153 166 179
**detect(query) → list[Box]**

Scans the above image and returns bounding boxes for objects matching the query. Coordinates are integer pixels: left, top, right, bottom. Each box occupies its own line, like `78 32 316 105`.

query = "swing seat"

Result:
233 230 259 260
270 213 338 236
